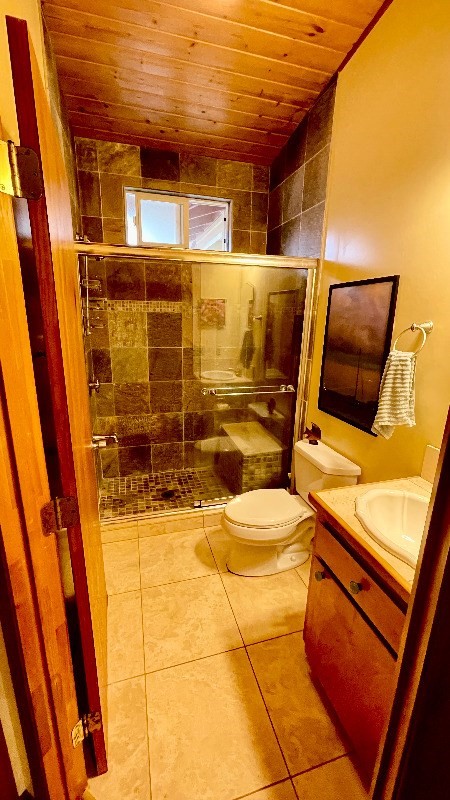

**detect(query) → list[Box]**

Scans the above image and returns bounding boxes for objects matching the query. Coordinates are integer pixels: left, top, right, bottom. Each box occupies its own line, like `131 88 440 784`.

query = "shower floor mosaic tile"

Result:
99 467 232 520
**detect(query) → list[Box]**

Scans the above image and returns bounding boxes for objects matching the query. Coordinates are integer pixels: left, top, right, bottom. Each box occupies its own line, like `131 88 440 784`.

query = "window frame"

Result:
133 190 189 248
125 187 231 251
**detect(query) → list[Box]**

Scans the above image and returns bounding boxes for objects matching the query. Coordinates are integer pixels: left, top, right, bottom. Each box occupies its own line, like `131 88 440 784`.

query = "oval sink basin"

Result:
201 369 237 382
355 489 429 567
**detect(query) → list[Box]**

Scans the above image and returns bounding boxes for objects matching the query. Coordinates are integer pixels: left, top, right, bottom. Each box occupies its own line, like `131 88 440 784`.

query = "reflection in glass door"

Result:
191 261 309 505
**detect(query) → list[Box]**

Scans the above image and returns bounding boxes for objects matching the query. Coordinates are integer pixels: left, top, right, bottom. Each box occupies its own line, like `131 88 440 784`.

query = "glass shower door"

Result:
191 260 308 505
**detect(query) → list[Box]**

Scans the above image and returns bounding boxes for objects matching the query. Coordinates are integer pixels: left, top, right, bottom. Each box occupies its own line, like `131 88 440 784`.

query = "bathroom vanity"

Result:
304 477 430 784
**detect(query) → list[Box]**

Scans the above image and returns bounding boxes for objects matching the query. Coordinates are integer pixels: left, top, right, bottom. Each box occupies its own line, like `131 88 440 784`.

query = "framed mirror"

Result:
318 276 399 434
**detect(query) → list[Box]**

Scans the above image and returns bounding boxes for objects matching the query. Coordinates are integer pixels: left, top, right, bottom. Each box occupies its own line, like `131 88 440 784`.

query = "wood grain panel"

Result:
65 96 291 145
7 15 108 774
43 0 389 164
44 0 348 70
69 112 279 159
64 79 300 134
0 163 86 799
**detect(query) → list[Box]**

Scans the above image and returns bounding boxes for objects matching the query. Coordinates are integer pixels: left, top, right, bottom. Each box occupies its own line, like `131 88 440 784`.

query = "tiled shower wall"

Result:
267 82 336 258
75 139 269 253
85 256 255 478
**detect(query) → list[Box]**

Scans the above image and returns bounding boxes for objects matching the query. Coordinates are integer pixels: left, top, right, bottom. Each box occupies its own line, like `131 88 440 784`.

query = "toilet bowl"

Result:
223 488 315 576
222 440 361 576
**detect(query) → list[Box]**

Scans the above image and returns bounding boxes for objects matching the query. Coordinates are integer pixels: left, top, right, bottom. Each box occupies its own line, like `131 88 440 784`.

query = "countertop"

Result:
309 476 432 599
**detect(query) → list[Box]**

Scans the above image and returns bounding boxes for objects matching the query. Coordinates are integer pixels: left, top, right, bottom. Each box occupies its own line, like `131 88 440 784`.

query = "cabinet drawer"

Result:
315 520 405 653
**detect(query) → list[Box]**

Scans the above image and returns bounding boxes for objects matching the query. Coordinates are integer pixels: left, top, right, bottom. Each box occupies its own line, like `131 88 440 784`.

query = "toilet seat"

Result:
224 488 311 529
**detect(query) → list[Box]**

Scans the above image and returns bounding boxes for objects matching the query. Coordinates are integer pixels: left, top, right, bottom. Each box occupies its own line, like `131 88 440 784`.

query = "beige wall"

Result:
307 0 450 482
0 0 45 792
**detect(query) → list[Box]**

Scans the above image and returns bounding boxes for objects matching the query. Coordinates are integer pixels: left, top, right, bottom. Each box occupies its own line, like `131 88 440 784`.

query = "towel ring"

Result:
393 321 433 354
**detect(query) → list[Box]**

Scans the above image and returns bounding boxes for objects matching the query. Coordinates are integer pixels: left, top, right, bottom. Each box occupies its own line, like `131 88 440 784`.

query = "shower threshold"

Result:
99 467 232 522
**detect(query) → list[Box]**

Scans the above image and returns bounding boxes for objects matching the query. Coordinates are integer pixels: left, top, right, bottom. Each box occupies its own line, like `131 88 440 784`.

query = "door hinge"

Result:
71 711 102 749
41 496 80 535
0 139 43 200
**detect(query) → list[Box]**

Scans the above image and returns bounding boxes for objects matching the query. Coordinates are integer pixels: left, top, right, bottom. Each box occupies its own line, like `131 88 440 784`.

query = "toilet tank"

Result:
294 440 361 502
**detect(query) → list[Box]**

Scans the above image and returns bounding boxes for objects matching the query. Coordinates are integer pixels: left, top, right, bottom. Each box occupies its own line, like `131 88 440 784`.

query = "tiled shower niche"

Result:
82 253 312 517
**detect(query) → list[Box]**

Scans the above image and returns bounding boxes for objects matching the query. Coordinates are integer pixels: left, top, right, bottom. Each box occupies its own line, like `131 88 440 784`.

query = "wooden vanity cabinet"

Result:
304 513 407 783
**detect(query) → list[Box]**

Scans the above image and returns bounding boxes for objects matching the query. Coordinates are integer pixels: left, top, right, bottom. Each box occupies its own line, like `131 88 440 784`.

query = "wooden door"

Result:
304 556 396 783
0 173 86 798
0 720 19 800
6 15 107 774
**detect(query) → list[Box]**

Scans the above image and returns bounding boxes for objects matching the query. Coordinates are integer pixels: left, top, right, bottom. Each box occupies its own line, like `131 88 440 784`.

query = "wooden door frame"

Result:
371 407 450 797
6 14 107 776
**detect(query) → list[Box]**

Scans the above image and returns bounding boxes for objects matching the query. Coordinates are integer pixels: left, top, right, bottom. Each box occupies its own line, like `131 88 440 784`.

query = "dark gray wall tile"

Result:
75 137 98 171
92 348 112 383
140 147 180 180
180 154 217 185
94 416 117 435
97 141 141 176
252 165 269 193
147 312 182 347
302 146 330 211
118 446 152 476
100 173 138 218
79 170 101 217
184 411 215 441
109 311 147 347
305 83 336 162
280 216 301 256
149 412 183 443
89 310 109 349
183 380 215 412
148 348 182 381
152 442 183 472
268 185 282 231
150 381 182 412
100 446 119 478
82 215 103 242
87 259 106 297
283 167 304 223
269 149 286 190
251 192 268 232
298 203 325 258
96 384 115 416
232 229 251 253
103 217 126 244
182 349 195 380
146 261 182 301
106 260 146 299
217 160 252 191
115 383 150 415
111 347 148 383
285 117 308 179
266 226 282 255
228 190 251 230
250 231 266 254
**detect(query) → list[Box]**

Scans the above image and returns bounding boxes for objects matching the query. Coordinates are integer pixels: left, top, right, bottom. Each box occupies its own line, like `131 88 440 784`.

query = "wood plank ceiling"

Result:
43 0 389 165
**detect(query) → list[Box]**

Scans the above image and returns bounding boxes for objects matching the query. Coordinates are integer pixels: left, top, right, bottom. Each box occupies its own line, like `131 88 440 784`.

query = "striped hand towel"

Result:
372 350 417 439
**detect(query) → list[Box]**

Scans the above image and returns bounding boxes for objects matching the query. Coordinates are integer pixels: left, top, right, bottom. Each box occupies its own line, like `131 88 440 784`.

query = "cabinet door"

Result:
304 557 396 782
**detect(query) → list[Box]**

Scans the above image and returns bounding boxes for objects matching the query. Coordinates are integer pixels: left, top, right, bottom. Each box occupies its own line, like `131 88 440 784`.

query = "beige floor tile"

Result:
142 575 243 671
243 779 298 799
206 526 231 573
138 510 204 537
103 540 140 595
139 529 217 588
296 555 312 587
293 756 367 799
222 570 308 645
248 633 347 775
107 591 144 684
146 650 287 800
203 508 224 528
101 521 138 543
89 676 150 800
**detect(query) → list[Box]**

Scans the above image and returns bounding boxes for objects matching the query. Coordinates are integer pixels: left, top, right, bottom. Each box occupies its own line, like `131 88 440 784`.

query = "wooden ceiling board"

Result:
43 0 390 164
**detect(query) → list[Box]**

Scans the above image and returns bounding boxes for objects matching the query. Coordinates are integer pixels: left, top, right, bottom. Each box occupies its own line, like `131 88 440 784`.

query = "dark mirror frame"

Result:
318 275 399 435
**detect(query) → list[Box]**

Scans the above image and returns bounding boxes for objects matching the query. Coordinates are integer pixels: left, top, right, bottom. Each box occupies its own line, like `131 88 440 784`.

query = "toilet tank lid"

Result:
294 440 361 477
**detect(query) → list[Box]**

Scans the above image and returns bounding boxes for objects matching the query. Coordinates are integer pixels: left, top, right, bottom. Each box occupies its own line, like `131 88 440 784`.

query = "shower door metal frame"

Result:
75 243 318 503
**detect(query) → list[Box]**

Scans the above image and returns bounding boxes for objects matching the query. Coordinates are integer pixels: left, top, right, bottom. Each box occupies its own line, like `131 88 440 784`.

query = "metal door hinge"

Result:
71 711 102 748
41 496 80 535
0 139 43 200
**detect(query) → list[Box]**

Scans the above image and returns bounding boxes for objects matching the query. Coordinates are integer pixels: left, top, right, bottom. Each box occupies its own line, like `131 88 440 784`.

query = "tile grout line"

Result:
210 534 291 781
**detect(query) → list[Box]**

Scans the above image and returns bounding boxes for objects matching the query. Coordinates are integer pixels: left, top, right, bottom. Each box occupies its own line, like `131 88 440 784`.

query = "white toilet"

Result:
222 440 361 576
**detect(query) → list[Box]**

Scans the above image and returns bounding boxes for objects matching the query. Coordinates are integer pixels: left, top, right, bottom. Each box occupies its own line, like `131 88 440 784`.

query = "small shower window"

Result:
125 189 230 251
